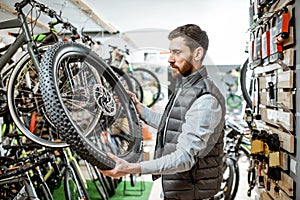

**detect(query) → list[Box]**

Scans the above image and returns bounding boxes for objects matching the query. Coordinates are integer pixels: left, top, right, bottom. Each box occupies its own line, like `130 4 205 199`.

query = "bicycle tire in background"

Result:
132 67 161 107
222 158 239 200
39 42 142 170
129 75 144 103
226 94 242 109
240 59 253 108
110 66 135 93
89 163 110 199
7 50 68 148
64 163 89 200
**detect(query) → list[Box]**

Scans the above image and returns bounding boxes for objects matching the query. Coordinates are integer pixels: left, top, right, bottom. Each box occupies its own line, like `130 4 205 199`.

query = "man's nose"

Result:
168 54 175 63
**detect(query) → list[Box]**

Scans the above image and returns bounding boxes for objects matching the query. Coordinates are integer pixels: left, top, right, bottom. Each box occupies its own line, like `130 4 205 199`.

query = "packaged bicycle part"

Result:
250 139 265 154
248 31 255 65
249 1 254 27
276 8 290 40
267 133 281 167
267 133 280 151
261 22 270 64
269 15 283 63
268 81 276 106
274 9 290 49
269 151 280 167
252 27 263 68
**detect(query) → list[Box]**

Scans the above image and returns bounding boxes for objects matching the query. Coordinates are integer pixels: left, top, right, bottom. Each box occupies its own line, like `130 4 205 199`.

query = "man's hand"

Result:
126 90 145 116
127 90 139 105
99 153 142 179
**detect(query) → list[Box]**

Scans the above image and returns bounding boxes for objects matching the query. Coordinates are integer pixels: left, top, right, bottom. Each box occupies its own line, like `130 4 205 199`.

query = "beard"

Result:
170 57 194 78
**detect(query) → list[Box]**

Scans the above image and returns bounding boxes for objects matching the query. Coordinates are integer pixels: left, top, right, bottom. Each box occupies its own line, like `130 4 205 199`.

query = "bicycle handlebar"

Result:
0 157 51 180
35 3 79 36
118 46 130 55
14 0 79 38
14 0 30 11
108 44 130 55
80 28 95 46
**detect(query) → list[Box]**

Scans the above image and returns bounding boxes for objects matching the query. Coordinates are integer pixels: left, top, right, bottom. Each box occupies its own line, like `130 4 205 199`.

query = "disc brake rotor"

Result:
93 84 116 116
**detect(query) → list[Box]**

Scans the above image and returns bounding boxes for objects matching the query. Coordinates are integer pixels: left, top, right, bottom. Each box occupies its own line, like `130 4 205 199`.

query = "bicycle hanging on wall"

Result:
0 0 143 170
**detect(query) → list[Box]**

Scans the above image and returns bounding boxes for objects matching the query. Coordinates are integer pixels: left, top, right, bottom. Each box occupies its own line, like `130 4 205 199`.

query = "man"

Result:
101 24 226 200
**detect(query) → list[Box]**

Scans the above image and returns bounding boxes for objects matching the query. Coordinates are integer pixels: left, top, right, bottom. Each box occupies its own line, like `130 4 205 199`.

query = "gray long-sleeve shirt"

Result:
140 94 222 175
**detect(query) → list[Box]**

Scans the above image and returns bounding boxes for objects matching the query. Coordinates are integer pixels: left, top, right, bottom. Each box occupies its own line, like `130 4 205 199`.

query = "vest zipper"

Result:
162 88 182 146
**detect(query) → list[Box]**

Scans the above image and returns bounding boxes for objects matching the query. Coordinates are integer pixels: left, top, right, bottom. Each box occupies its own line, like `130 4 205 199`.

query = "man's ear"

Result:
194 47 204 61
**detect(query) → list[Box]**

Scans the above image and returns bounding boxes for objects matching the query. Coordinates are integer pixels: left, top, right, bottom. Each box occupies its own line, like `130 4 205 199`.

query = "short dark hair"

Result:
168 24 209 53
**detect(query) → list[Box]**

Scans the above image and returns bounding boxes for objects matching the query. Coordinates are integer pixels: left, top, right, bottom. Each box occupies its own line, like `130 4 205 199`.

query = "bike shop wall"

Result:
247 0 298 199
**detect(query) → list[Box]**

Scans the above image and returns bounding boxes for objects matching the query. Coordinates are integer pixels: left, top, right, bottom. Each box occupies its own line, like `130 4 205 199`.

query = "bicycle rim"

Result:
7 51 68 148
39 42 142 169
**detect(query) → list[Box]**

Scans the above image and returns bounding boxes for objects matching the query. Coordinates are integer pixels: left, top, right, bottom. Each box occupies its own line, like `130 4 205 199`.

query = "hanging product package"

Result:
269 14 283 63
248 31 255 66
252 27 263 68
261 22 270 65
269 9 290 63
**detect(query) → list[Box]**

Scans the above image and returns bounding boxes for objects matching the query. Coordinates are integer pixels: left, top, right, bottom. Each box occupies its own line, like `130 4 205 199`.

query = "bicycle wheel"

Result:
39 42 142 169
222 158 239 200
226 94 242 109
85 161 109 200
64 163 89 200
131 67 161 107
36 180 54 200
240 59 253 109
129 75 144 103
7 51 68 148
99 173 116 197
110 66 134 93
70 160 90 200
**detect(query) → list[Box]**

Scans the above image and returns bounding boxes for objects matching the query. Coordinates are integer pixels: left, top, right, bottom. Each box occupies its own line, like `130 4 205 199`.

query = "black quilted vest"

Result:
154 66 226 200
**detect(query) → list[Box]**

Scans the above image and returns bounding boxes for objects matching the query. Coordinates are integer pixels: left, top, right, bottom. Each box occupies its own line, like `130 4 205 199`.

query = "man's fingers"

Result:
107 152 119 162
126 90 133 95
126 90 139 104
114 95 120 103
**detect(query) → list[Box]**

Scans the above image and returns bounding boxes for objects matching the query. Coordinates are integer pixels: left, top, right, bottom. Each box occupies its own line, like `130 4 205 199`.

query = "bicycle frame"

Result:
0 172 40 200
0 3 41 73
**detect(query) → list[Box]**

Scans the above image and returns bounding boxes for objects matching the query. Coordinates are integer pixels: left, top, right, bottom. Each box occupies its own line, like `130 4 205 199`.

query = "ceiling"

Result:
0 0 249 65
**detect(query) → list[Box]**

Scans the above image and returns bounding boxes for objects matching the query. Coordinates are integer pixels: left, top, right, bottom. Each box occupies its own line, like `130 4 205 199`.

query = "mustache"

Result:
170 63 178 68
170 61 193 68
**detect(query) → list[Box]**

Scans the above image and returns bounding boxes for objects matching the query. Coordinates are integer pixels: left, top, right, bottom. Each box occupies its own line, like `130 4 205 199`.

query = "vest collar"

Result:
176 66 208 88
